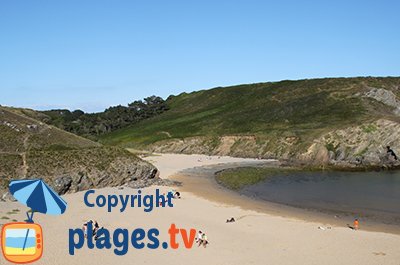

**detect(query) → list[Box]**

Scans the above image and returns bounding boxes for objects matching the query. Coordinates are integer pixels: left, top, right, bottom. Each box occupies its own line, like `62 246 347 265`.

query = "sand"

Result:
1 153 400 265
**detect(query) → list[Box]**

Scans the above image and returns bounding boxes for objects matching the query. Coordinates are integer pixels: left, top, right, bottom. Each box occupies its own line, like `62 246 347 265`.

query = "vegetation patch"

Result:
361 124 377 133
325 142 338 152
0 154 23 181
215 166 297 190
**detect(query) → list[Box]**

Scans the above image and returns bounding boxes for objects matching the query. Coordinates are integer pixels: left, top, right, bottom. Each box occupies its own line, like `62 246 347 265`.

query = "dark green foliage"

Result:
215 167 298 190
40 96 168 138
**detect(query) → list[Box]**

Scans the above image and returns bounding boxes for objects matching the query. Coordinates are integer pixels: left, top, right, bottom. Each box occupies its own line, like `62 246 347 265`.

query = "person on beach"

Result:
201 233 209 248
82 223 88 238
387 146 398 160
196 231 203 246
354 219 359 230
83 220 95 238
226 217 235 223
93 220 100 236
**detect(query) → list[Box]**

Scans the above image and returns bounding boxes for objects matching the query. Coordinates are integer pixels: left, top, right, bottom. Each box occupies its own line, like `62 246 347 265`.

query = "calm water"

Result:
241 170 400 224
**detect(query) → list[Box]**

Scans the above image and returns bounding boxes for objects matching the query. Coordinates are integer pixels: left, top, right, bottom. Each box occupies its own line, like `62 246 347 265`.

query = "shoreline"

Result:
166 158 400 235
172 171 400 236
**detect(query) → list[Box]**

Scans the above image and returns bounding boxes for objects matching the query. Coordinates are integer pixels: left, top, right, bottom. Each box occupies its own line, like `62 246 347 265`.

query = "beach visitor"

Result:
197 231 203 246
87 220 94 234
226 217 235 223
93 220 100 237
82 223 88 238
354 219 359 230
82 220 96 238
202 233 209 248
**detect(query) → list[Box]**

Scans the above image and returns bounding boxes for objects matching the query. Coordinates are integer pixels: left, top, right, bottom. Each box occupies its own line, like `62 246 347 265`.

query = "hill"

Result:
0 106 159 198
100 77 400 168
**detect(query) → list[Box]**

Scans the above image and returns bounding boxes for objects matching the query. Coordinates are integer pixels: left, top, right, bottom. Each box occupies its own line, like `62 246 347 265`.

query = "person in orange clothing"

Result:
354 218 359 230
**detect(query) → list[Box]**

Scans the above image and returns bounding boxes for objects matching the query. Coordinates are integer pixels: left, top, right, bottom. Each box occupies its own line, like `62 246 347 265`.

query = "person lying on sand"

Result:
226 217 235 223
318 226 331 230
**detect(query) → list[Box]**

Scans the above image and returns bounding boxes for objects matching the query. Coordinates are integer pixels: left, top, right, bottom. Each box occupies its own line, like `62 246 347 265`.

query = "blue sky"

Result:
0 1 399 112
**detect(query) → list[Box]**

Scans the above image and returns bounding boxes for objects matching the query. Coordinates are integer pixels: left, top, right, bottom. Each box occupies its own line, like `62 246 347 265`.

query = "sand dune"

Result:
1 153 400 265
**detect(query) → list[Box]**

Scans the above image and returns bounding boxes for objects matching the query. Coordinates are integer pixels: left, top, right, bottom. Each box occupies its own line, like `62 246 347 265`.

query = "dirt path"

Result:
20 134 29 177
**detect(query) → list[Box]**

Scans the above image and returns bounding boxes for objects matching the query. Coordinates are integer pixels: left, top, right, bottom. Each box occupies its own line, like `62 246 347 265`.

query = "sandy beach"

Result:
1 153 400 265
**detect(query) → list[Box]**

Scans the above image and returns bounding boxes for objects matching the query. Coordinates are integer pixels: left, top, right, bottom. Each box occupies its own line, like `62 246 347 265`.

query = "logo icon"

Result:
1 179 67 264
1 223 43 264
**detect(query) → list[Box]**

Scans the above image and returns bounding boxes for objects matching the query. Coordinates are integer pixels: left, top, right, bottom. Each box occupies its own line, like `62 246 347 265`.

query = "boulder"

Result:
53 176 73 195
76 174 94 192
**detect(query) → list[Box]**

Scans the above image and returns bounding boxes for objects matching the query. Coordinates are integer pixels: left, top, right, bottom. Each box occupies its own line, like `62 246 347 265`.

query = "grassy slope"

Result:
100 77 400 151
0 106 148 190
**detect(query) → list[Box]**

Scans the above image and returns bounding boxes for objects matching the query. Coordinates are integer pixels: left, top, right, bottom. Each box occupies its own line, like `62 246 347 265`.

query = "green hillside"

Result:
99 77 400 167
0 106 157 194
100 78 396 140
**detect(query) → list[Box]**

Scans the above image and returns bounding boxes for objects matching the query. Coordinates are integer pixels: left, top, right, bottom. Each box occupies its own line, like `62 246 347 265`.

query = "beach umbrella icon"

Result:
8 179 67 250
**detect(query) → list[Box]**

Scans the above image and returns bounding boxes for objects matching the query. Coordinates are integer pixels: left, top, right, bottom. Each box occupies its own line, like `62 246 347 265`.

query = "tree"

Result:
41 96 169 138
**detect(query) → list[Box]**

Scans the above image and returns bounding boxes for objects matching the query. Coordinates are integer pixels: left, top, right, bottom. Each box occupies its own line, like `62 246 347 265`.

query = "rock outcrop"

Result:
363 87 400 115
145 118 400 169
309 119 400 168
